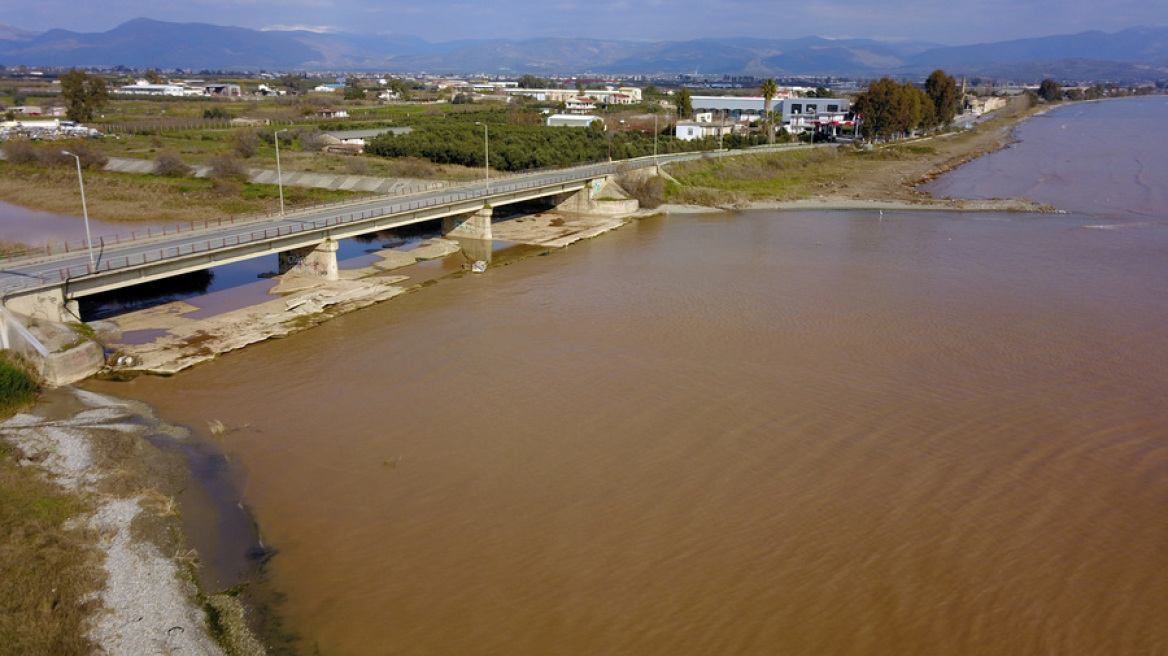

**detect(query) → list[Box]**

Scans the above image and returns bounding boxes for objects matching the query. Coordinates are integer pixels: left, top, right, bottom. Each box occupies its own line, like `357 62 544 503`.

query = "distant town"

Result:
3 64 1161 147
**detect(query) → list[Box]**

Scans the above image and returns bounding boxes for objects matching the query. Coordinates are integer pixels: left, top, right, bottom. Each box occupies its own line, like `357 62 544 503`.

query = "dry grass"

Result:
666 148 843 202
0 441 103 656
0 161 362 225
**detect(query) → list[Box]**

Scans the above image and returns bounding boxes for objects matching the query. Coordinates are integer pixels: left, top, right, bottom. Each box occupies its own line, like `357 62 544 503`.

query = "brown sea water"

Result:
90 99 1168 655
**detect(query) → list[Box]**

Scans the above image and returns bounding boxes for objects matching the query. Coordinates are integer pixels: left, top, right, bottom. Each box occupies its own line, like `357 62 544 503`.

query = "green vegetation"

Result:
1039 79 1064 102
366 111 703 172
855 70 960 141
666 148 844 203
761 78 778 144
0 354 38 413
925 69 960 125
674 87 693 117
60 69 110 122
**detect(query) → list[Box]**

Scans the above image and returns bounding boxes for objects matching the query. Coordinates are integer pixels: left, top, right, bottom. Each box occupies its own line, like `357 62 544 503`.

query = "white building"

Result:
546 114 603 128
116 81 186 96
565 97 597 114
675 121 733 141
776 98 852 135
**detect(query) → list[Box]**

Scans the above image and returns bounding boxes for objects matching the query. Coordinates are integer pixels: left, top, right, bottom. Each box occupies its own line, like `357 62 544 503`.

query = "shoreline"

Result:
0 387 264 655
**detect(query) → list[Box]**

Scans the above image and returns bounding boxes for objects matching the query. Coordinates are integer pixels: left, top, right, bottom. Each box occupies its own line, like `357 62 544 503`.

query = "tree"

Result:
383 76 411 100
854 77 936 141
925 69 958 125
145 69 163 84
674 87 693 118
344 77 366 100
517 74 548 89
59 69 109 122
279 74 311 95
761 78 778 144
1038 79 1063 102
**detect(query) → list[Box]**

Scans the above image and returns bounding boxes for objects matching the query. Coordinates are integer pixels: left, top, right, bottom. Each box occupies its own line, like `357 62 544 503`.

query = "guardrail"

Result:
0 178 448 267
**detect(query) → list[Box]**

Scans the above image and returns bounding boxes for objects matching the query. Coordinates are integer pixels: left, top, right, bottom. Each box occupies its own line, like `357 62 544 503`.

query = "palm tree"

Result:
761 78 778 145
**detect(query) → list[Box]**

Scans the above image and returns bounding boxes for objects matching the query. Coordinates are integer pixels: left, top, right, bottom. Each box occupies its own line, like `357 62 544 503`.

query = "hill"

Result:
1 18 1166 81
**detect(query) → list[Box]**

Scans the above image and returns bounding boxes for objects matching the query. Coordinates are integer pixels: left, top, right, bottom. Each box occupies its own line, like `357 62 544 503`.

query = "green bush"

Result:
0 355 38 415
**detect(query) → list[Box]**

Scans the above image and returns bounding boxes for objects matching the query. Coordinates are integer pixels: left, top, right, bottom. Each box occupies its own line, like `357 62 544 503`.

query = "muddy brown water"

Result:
88 99 1168 655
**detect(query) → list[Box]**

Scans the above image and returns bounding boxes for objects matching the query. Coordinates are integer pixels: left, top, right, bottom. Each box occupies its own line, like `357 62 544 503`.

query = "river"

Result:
88 97 1168 655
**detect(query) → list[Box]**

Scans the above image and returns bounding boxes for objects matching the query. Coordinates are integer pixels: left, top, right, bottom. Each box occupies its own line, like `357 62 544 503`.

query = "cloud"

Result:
261 24 342 33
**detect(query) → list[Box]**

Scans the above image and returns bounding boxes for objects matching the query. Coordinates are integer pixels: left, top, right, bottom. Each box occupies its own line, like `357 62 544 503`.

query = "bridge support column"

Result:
442 206 493 241
278 239 339 281
4 287 70 323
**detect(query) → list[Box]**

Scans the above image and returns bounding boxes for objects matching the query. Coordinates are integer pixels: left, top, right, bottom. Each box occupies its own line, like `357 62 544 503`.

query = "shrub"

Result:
297 129 328 152
153 151 193 177
234 129 260 158
208 153 247 180
0 355 38 415
1 139 38 165
210 176 242 197
59 142 108 170
344 157 369 175
386 157 437 179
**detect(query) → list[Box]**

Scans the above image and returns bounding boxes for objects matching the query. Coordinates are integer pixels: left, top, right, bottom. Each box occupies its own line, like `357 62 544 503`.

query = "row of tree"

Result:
365 120 704 172
852 70 959 141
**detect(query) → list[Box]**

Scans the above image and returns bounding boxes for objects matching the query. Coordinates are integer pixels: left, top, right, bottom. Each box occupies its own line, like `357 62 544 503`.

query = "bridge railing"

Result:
0 178 451 268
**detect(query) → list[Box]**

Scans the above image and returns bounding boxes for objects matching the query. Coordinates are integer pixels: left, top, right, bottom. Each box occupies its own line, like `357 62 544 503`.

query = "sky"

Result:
2 0 1164 45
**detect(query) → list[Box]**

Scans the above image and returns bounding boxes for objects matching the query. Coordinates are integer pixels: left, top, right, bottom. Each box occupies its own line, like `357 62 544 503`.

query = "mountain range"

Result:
2 18 1167 81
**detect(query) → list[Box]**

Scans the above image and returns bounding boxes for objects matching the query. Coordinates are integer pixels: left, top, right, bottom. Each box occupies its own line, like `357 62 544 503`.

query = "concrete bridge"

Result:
1 157 661 322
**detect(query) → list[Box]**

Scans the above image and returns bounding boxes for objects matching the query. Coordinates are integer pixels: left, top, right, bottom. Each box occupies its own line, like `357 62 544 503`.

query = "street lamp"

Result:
473 121 489 194
653 113 658 164
61 151 95 270
274 128 288 217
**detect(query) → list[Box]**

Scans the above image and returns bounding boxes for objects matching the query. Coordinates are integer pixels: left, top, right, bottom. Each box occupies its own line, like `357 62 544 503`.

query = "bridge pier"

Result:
442 205 493 241
278 239 339 280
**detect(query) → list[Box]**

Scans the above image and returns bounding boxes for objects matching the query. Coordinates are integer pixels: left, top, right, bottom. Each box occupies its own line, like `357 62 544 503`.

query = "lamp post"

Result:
653 113 658 164
274 128 288 217
61 151 95 270
473 121 489 194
